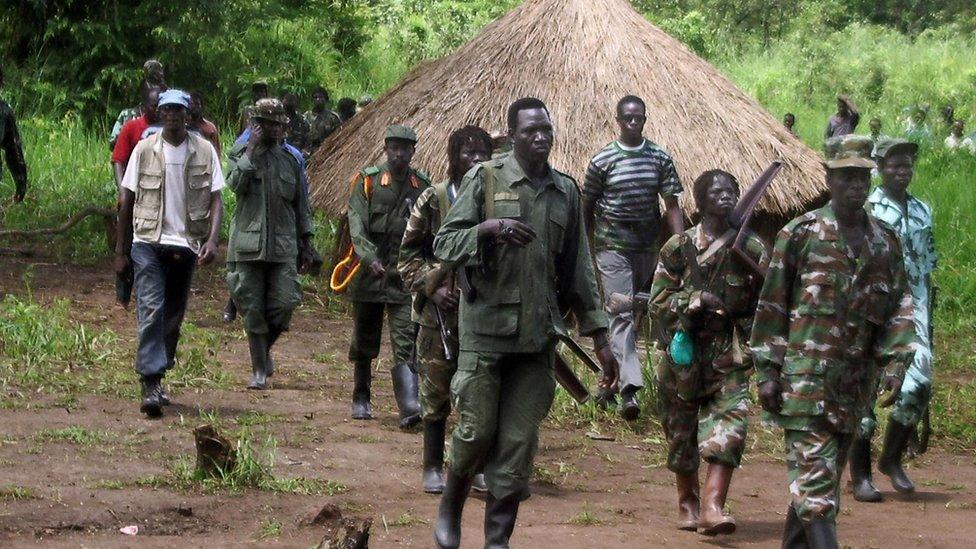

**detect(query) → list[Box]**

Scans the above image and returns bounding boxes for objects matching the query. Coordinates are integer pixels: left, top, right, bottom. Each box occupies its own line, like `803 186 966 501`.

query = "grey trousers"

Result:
595 249 657 394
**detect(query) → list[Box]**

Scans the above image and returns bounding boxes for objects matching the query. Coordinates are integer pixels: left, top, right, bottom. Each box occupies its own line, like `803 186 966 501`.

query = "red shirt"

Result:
111 115 151 165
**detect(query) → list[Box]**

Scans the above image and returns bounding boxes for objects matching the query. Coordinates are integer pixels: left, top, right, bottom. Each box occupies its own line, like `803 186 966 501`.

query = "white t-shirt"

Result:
121 136 225 252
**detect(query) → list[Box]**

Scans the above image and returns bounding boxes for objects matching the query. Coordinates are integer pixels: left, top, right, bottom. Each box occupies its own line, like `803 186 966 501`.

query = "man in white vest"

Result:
114 88 225 418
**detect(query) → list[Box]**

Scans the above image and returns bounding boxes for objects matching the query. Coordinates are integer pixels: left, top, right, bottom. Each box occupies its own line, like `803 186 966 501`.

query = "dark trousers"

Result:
131 242 196 378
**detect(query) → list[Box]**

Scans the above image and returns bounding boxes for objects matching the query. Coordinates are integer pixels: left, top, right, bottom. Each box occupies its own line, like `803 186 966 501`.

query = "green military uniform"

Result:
650 225 768 474
225 128 314 338
398 181 459 421
750 199 916 523
433 153 607 500
306 109 341 150
346 161 431 366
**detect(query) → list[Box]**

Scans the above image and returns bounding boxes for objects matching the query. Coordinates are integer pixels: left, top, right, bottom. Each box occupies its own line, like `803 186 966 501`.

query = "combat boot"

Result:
878 419 916 493
484 492 521 549
849 437 882 502
221 297 237 323
351 360 373 420
423 419 447 493
140 375 163 418
392 362 422 429
781 505 806 549
246 332 271 390
472 472 488 493
619 386 640 421
697 463 736 535
675 471 700 531
434 470 472 549
803 518 838 549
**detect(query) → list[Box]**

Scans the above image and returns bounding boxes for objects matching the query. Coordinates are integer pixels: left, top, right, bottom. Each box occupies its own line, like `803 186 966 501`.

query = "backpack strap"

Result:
482 164 497 221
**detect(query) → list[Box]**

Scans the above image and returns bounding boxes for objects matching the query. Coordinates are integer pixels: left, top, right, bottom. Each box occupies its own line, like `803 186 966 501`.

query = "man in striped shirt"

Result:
583 95 684 420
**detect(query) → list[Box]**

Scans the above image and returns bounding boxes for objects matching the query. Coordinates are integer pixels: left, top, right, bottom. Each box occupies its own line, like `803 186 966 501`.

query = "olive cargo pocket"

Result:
471 288 521 337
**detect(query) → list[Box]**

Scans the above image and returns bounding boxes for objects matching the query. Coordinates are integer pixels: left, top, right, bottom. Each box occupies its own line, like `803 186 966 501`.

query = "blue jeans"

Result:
131 242 196 378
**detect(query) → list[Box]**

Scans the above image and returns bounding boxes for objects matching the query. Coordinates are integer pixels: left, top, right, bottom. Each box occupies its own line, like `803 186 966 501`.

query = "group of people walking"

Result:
104 68 936 548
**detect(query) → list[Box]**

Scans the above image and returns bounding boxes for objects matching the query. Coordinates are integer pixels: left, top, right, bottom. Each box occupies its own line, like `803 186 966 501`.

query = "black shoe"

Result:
156 382 171 406
434 471 472 549
221 298 237 323
849 437 882 502
351 360 373 420
485 492 520 549
423 419 447 494
803 517 838 549
781 505 806 549
140 376 163 418
878 419 916 494
392 362 422 429
246 333 270 390
619 388 640 421
594 387 617 410
471 473 488 493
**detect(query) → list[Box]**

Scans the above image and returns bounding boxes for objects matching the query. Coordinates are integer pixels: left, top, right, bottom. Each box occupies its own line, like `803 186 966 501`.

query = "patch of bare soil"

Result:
1 257 974 548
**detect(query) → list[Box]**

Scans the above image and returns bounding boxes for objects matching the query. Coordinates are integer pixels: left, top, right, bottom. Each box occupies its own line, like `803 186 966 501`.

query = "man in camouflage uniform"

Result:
305 86 341 151
282 93 311 158
346 124 429 427
850 138 937 501
650 170 768 536
226 98 316 390
0 65 27 203
431 98 619 549
751 135 916 548
399 125 493 495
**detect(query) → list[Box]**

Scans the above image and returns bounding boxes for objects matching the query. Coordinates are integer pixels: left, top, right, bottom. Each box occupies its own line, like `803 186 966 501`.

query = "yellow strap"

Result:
329 173 373 293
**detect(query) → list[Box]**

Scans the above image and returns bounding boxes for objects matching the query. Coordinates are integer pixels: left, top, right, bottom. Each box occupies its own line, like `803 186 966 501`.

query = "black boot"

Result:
803 518 838 549
878 419 916 494
485 492 520 549
618 386 640 421
434 470 472 549
423 419 446 494
351 360 373 420
781 506 805 549
392 362 422 429
156 381 171 406
140 376 163 418
222 297 237 323
849 437 882 502
246 333 270 390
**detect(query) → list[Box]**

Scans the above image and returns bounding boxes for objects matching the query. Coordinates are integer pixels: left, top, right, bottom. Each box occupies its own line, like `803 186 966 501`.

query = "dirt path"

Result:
1 258 974 548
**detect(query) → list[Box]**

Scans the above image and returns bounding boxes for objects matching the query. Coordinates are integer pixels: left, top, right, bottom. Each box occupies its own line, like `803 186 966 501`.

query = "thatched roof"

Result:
307 0 827 223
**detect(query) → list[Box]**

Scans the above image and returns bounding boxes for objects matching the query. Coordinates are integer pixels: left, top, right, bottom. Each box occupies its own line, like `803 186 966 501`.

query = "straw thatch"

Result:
307 0 827 223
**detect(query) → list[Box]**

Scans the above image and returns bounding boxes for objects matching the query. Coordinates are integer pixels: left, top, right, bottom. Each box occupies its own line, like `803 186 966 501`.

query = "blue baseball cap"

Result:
158 89 190 109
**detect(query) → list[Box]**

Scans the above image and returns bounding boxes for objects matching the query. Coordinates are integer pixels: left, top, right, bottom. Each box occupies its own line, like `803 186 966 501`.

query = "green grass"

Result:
32 426 114 446
0 485 37 501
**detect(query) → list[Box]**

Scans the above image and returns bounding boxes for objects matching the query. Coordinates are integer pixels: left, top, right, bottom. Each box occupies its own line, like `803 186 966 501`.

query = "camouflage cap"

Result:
873 138 918 161
251 98 289 124
385 124 417 143
823 135 876 170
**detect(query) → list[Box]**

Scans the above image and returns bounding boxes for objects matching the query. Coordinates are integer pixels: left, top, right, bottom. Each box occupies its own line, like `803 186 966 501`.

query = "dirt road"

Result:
1 259 973 548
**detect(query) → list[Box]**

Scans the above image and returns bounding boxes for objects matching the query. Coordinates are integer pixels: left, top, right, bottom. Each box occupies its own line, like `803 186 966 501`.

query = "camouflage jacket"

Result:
750 203 916 433
398 181 459 329
650 224 769 366
286 110 311 157
305 109 341 150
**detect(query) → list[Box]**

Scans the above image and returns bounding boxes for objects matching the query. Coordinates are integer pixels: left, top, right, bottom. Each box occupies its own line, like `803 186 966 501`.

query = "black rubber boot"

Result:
392 362 422 429
434 470 472 549
472 472 488 493
619 386 640 421
849 437 882 502
246 332 270 390
156 381 171 406
423 419 447 494
351 360 373 420
781 506 806 549
803 518 838 549
140 376 163 418
485 492 521 549
878 419 916 494
222 297 237 323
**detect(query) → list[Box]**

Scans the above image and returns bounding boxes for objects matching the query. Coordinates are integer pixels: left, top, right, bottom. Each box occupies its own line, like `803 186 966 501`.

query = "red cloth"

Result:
192 118 221 157
111 115 150 165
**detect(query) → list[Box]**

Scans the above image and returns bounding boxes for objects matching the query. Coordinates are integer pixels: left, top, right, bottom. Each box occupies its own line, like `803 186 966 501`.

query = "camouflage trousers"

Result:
786 428 853 523
657 365 751 475
415 324 458 423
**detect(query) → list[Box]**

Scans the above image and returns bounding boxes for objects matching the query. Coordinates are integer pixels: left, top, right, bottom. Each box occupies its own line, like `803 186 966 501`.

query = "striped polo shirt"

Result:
583 140 682 252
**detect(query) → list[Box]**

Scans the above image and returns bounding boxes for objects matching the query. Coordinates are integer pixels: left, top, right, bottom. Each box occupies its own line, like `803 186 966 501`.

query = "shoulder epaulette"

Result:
363 166 382 176
413 169 432 184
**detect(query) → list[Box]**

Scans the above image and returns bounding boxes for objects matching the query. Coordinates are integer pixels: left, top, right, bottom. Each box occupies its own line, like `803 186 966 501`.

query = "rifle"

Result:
554 334 604 404
414 266 457 362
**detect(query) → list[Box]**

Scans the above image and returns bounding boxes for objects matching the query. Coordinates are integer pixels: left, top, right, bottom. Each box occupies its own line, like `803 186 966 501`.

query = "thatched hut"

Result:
307 0 827 225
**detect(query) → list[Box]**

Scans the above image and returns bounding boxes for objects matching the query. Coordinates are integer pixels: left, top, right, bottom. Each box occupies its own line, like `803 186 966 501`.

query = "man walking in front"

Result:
432 98 619 548
115 89 224 418
345 125 429 427
750 135 915 548
583 95 684 420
